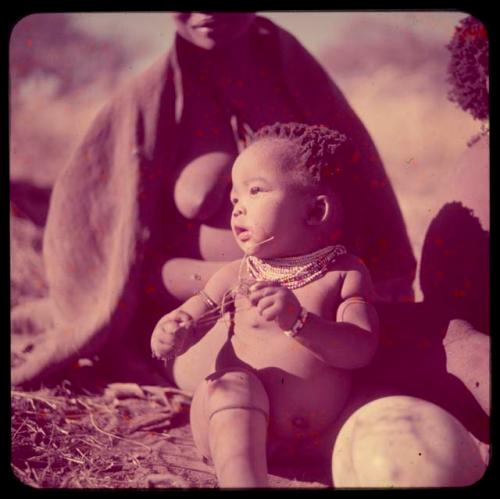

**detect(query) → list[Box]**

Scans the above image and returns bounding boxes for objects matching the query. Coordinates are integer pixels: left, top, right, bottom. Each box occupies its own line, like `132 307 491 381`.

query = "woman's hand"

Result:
150 310 194 360
247 281 301 331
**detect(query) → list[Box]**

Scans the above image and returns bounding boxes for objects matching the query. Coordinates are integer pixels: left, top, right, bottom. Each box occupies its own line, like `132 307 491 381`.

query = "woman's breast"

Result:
169 65 302 263
173 150 234 222
172 149 242 261
172 85 238 224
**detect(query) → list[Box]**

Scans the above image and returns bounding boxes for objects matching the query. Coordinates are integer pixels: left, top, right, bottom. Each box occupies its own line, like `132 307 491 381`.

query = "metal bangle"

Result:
197 290 218 310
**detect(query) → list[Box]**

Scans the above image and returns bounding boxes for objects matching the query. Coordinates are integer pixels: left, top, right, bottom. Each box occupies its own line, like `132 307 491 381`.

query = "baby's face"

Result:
230 140 312 258
172 13 256 50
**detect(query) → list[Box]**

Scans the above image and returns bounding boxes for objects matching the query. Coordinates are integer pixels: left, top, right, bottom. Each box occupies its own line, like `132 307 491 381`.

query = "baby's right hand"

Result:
150 310 193 361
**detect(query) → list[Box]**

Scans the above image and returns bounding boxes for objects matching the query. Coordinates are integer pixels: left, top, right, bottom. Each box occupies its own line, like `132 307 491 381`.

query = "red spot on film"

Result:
330 228 343 242
351 150 361 164
434 237 445 248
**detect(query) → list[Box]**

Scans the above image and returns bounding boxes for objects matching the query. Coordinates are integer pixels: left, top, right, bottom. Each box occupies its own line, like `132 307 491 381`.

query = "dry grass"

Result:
11 381 217 489
11 380 327 488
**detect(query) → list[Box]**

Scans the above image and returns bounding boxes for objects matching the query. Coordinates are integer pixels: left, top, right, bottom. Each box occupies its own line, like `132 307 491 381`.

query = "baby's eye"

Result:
249 186 262 195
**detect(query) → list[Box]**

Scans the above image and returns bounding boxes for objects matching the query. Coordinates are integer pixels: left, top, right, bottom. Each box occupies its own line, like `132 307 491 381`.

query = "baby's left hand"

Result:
247 281 301 331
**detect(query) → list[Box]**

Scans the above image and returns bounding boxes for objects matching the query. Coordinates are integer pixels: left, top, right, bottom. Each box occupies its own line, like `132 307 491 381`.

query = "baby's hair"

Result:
247 122 349 187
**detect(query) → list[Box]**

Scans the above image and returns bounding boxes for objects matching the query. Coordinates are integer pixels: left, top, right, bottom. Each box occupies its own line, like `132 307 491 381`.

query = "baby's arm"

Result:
292 259 379 368
332 258 380 366
249 256 379 369
151 260 240 360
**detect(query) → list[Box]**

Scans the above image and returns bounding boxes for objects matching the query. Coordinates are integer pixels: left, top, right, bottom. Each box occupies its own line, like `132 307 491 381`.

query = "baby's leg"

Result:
190 368 270 487
332 395 487 487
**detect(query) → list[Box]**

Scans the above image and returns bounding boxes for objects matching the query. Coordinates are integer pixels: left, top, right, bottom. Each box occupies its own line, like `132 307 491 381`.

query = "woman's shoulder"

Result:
83 49 176 155
114 50 173 103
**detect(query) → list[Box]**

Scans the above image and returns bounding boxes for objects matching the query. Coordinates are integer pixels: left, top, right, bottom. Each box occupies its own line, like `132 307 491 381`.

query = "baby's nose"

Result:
232 205 245 217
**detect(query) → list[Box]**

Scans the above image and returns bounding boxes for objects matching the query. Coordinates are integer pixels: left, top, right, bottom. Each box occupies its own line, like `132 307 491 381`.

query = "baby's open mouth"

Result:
234 226 251 242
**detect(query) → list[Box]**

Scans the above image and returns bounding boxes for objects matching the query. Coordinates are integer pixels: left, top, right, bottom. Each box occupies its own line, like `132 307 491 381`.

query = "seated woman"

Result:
11 12 416 387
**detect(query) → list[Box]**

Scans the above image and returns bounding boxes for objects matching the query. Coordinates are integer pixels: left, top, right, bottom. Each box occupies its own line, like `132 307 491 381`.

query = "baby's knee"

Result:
205 368 270 418
189 369 269 461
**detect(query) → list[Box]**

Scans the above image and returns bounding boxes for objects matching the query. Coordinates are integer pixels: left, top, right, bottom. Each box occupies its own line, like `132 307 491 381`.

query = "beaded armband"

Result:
283 307 308 338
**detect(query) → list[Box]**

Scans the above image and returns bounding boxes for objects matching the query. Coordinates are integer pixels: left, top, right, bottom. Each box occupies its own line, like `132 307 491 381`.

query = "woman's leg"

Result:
190 368 270 487
162 258 226 302
159 257 229 392
332 395 487 488
165 319 228 393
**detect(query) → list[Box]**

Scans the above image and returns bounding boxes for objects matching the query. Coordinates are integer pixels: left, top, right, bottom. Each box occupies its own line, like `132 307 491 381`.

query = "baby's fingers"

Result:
260 305 280 321
255 296 278 319
151 329 184 360
157 310 192 329
153 319 179 337
248 286 279 306
172 310 193 326
250 281 280 292
152 322 177 351
151 338 175 360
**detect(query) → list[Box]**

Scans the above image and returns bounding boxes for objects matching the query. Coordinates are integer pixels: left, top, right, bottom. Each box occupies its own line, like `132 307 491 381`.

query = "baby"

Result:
150 122 379 487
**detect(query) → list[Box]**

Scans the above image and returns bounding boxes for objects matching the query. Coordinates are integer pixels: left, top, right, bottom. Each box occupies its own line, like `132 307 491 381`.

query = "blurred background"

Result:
9 11 487 301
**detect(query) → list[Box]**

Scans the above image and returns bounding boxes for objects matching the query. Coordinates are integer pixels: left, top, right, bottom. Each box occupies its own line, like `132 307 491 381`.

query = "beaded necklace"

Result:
245 244 347 290
155 244 348 348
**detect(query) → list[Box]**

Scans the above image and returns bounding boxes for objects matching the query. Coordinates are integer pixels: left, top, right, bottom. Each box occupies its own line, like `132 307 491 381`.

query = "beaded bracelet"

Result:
283 307 308 338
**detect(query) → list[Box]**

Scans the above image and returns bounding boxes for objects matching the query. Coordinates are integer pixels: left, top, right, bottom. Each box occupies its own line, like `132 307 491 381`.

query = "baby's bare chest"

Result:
230 273 343 365
235 272 343 328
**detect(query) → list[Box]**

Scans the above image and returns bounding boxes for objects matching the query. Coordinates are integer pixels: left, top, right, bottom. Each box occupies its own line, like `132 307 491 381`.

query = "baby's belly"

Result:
229 334 353 439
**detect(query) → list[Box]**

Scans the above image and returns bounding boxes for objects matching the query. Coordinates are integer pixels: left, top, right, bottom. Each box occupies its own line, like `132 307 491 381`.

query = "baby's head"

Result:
231 122 350 258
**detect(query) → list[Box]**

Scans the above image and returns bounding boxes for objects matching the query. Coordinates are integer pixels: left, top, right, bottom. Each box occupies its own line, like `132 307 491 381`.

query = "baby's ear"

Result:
306 195 331 226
